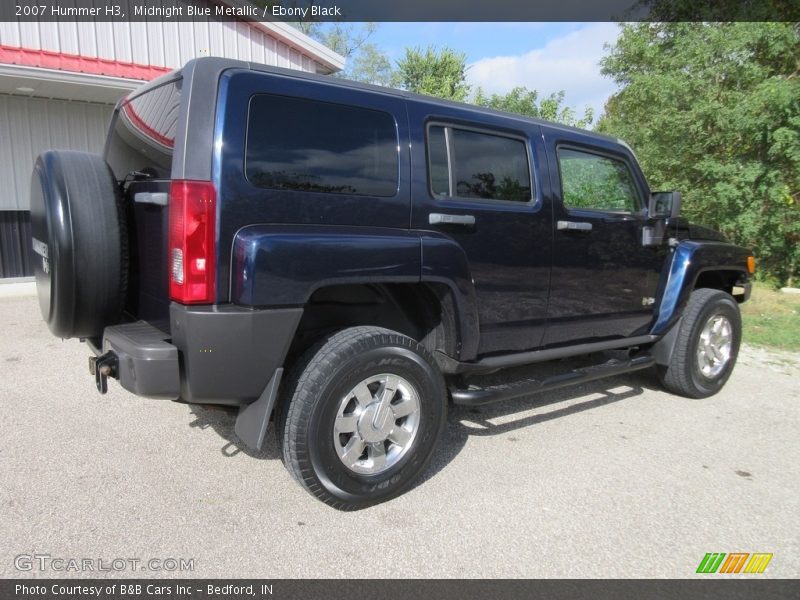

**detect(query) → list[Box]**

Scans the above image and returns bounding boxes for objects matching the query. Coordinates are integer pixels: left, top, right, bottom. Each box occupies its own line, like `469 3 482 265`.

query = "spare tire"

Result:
30 151 128 339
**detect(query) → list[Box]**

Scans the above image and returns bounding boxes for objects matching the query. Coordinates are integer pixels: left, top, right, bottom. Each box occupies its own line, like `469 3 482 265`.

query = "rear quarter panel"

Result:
213 69 411 303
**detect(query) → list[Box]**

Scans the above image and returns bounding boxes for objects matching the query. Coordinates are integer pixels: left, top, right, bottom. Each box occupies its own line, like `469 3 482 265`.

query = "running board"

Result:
450 354 656 407
436 334 659 375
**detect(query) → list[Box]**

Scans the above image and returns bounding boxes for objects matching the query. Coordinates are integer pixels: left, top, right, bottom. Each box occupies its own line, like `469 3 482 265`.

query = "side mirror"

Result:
649 191 681 219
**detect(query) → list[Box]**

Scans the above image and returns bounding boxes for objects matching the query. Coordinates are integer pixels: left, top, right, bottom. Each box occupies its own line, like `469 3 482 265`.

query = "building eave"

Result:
217 1 345 73
0 63 142 103
254 20 345 73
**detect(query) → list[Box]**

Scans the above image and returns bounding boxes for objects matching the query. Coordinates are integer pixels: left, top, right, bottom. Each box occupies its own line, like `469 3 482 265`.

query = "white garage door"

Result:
0 94 113 211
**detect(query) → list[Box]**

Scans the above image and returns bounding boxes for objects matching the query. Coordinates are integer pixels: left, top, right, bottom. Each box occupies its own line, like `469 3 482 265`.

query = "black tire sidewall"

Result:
306 343 445 505
686 294 741 396
30 156 65 330
30 151 126 339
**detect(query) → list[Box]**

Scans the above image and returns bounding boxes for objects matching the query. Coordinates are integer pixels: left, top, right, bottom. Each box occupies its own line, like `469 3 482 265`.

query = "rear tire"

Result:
658 288 741 398
29 151 128 339
278 326 447 510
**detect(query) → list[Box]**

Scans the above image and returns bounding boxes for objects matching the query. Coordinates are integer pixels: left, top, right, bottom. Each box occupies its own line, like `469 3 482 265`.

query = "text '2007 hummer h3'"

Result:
30 58 755 509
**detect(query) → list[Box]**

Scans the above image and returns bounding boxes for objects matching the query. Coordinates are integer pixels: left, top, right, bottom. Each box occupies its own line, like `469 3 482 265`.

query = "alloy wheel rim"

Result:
333 373 421 475
696 314 733 379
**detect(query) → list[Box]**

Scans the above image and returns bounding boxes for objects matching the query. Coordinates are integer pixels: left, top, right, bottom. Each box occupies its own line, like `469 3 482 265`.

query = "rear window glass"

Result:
246 94 399 197
427 125 531 202
106 79 181 177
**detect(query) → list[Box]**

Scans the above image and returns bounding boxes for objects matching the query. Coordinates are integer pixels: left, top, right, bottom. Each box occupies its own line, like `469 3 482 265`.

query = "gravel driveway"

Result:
1 294 798 578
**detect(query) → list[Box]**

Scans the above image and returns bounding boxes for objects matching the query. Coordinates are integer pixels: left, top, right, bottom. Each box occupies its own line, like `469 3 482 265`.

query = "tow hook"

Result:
88 352 119 395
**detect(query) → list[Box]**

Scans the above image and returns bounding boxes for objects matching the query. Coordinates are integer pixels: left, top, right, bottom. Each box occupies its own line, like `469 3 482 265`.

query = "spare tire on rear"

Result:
30 151 128 339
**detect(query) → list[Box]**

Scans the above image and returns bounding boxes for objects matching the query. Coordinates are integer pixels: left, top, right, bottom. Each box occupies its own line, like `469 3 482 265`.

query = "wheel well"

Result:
286 283 459 363
694 270 746 302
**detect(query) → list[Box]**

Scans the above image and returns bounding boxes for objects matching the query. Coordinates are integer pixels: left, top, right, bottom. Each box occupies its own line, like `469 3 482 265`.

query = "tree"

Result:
345 43 395 87
314 23 395 86
598 23 800 285
634 0 799 21
288 21 394 86
474 87 594 129
395 46 471 101
297 28 595 130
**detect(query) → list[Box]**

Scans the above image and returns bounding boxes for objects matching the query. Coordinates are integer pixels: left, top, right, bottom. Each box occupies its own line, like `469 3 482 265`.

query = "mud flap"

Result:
234 368 283 451
652 318 682 366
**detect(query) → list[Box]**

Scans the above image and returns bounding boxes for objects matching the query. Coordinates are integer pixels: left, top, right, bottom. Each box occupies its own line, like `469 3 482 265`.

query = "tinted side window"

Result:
427 125 531 202
558 148 640 212
107 79 181 176
246 94 398 197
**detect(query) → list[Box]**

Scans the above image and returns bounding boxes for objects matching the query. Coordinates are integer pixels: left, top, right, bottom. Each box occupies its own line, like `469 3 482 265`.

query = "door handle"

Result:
557 220 593 232
429 213 476 226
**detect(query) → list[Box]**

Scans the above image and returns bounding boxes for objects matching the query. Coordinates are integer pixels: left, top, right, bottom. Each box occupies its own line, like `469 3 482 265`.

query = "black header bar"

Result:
2 579 800 600
2 0 798 22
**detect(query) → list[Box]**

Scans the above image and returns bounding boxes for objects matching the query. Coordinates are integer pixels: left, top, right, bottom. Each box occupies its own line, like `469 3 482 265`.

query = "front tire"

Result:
279 326 447 510
658 288 742 398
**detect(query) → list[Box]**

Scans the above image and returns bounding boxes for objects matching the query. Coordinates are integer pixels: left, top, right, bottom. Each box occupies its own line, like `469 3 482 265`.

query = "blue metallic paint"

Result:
540 127 667 346
650 240 751 334
407 100 553 356
419 232 480 360
214 69 412 303
210 63 751 366
231 225 421 306
84 57 758 414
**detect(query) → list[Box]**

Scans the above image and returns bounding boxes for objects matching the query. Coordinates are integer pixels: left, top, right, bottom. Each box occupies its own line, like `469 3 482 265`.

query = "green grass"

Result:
740 283 800 352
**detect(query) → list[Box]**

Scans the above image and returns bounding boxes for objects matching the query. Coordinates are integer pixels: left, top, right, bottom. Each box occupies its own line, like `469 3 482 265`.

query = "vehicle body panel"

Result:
418 232 480 360
540 125 667 346
92 57 754 412
407 99 553 356
231 225 420 306
651 239 752 335
214 69 412 304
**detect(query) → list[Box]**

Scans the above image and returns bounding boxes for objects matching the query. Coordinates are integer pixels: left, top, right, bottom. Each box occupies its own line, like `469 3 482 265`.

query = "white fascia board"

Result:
0 64 142 88
0 64 141 103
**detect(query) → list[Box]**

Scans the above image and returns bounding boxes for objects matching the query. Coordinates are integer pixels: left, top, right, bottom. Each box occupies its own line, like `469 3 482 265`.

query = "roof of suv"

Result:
127 56 625 146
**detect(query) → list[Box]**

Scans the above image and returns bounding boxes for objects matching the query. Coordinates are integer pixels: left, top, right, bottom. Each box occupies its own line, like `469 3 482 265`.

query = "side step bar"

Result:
436 334 659 375
450 354 656 407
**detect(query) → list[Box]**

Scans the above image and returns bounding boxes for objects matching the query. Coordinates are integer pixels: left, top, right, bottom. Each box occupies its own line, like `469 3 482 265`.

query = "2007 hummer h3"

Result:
30 58 755 509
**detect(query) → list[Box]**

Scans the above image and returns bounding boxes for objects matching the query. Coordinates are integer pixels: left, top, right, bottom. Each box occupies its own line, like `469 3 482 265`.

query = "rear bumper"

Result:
97 304 303 405
169 303 303 405
101 321 180 399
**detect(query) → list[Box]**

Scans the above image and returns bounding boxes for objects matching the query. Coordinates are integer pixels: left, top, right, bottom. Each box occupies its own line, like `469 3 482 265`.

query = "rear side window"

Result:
557 148 641 212
106 78 181 177
427 125 531 202
246 94 399 197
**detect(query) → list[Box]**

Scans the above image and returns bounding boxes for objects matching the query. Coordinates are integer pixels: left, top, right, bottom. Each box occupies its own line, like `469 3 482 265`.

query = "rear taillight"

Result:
168 180 216 304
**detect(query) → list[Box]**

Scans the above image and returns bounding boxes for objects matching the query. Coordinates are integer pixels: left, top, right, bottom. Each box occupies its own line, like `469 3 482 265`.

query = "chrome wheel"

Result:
696 314 733 379
333 373 421 475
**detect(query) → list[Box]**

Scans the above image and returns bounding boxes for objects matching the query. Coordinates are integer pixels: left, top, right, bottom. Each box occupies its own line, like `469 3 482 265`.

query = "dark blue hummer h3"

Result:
31 58 755 509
